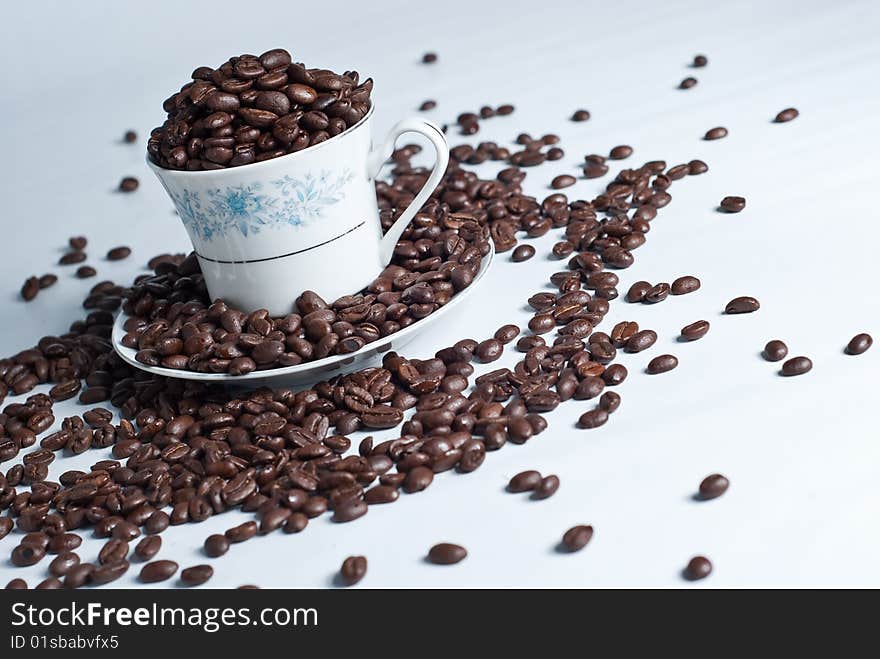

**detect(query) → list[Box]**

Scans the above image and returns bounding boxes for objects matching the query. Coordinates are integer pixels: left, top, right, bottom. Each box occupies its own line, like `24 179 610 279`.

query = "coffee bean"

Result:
693 54 708 67
699 474 729 500
63 563 94 589
38 273 57 289
609 145 633 160
76 265 96 278
107 246 132 261
646 354 678 374
332 498 368 523
725 296 760 314
583 162 609 178
684 556 712 580
5 579 27 590
671 276 700 295
36 577 63 590
625 281 651 303
625 329 657 353
204 534 230 557
599 391 621 414
679 77 698 89
123 130 137 143
680 320 710 341
69 236 87 250
49 552 80 577
475 338 503 363
704 127 728 140
845 333 873 355
119 177 139 192
139 559 178 583
688 159 708 175
512 244 536 262
21 276 40 301
135 535 161 560
180 564 213 587
781 356 812 376
340 556 367 586
644 283 670 304
92 560 130 585
494 324 520 344
552 175 576 189
364 485 399 504
496 104 515 115
571 109 591 121
528 313 556 334
762 340 788 362
99 539 129 565
422 52 438 63
561 525 593 552
419 100 436 111
719 196 746 213
11 543 46 566
225 521 258 543
403 465 434 493
602 364 627 386
59 251 87 265
578 408 608 429
774 108 799 123
533 475 560 499
508 470 542 493
427 543 467 565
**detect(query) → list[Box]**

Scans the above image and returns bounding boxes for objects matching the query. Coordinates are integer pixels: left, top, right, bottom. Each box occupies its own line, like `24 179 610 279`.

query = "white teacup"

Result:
149 106 449 315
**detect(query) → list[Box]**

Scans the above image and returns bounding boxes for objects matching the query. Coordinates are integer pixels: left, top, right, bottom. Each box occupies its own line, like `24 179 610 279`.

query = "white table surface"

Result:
2 0 879 588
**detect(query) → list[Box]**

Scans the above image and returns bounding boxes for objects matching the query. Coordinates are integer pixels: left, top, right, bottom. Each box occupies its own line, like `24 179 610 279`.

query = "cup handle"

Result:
367 117 449 264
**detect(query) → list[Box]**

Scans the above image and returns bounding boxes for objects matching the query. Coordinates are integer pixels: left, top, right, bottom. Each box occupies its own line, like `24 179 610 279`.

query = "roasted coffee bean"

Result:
725 296 759 314
528 313 556 334
403 466 434 493
180 564 213 587
846 333 873 355
625 330 657 353
763 340 788 362
475 338 503 363
494 324 520 344
419 100 437 111
575 376 605 400
91 560 130 585
551 175 576 189
774 108 799 123
583 162 609 178
76 265 96 278
602 364 627 386
36 577 63 590
340 556 368 586
49 552 80 577
561 525 593 552
225 521 258 543
679 77 698 89
21 276 40 301
139 559 178 583
684 556 712 580
781 356 812 376
63 563 94 589
0 518 14 541
107 246 132 261
135 535 161 561
681 320 710 341
609 145 632 160
699 474 729 500
145 511 170 535
644 283 670 304
12 543 46 566
719 196 746 213
533 474 560 499
671 276 700 295
332 498 367 523
571 109 591 121
119 177 139 192
496 104 515 115
599 391 621 414
688 159 708 175
99 539 129 565
38 273 57 288
59 251 87 265
626 281 651 303
123 131 137 144
204 534 230 557
512 244 536 262
646 354 678 374
693 54 708 67
578 408 608 429
427 543 467 565
422 52 438 63
704 127 728 140
508 470 542 493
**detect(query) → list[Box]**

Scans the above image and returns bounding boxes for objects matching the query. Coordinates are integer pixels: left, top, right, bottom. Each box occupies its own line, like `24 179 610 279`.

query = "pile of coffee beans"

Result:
148 48 373 170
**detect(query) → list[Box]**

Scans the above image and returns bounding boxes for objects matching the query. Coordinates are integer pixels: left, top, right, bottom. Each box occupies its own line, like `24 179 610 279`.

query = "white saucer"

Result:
112 243 494 385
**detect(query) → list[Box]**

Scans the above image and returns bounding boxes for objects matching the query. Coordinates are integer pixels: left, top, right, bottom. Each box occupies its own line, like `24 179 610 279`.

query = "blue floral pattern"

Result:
171 169 354 241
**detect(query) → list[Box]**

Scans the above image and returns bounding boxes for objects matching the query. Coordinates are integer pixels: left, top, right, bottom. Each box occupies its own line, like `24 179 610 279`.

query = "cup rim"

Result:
146 103 375 177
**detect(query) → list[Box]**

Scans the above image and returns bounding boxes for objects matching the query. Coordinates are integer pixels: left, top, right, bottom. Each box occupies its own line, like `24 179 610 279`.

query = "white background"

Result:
1 0 879 588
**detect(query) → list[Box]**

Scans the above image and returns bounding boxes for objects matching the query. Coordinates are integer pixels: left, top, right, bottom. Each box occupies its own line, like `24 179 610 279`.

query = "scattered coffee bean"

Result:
671 276 700 295
508 470 543 493
59 251 87 265
704 127 728 140
21 276 40 301
680 320 710 341
38 273 57 289
599 391 621 414
725 296 760 314
609 145 633 160
561 525 593 552
698 474 729 500
583 162 609 178
180 564 214 587
494 324 520 344
688 159 708 175
684 556 712 580
226 521 258 543
626 281 651 303
533 475 560 499
551 174 576 189
76 266 97 279
204 534 230 558
139 559 178 583
845 333 873 355
512 244 536 262
107 246 132 261
781 356 812 376
571 109 591 121
123 130 137 143
91 560 130 585
69 236 88 250
644 283 670 304
340 556 367 586
646 354 678 374
719 196 746 213
578 408 609 429
625 329 658 353
679 77 698 89
428 543 467 565
5 579 27 590
422 52 438 63
419 100 437 111
693 54 708 67
774 108 799 123
135 535 162 561
762 340 788 362
332 498 368 523
119 177 139 192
